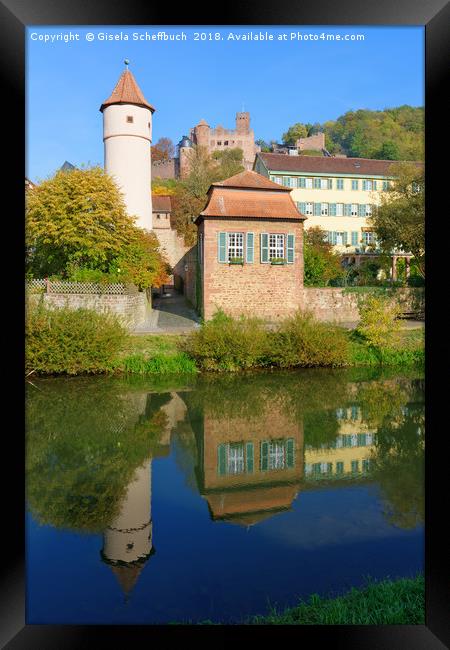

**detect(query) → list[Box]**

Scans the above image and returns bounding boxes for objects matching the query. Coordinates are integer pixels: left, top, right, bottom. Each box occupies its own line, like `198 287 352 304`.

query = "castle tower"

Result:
177 135 194 179
100 62 155 231
236 111 250 134
101 459 153 598
194 118 210 148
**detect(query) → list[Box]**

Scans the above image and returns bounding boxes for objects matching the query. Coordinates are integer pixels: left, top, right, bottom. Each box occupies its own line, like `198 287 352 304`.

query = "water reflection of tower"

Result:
101 459 154 598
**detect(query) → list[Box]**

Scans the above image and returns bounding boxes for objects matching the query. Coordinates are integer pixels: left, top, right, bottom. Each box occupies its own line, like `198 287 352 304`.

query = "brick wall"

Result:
300 287 425 322
296 132 325 151
200 218 304 321
29 292 150 330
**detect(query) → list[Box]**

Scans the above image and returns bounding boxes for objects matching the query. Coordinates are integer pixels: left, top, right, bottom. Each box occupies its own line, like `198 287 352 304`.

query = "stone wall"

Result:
29 291 150 330
296 132 326 151
200 219 304 321
300 287 425 323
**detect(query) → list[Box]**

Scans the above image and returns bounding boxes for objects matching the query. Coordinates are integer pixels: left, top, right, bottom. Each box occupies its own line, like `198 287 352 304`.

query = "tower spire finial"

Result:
124 59 130 69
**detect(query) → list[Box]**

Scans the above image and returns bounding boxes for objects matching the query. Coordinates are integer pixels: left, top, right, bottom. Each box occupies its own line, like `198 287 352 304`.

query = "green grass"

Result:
349 328 424 367
174 575 424 625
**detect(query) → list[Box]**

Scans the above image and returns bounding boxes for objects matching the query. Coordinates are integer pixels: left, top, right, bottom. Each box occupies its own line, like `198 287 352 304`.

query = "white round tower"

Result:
100 62 155 231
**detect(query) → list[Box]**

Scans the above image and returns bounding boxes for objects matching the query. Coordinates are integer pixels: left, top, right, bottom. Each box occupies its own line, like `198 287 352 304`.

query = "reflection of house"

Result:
192 405 304 526
304 407 376 480
101 459 153 598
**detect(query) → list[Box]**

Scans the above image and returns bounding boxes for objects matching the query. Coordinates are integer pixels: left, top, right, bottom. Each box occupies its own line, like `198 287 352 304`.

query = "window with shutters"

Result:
227 232 244 261
321 203 329 216
336 461 344 475
336 203 344 216
351 180 359 190
269 234 285 260
363 180 373 191
305 202 313 215
351 203 358 216
337 178 344 190
305 178 313 188
362 231 376 245
260 439 295 471
217 442 254 476
351 460 359 474
365 204 372 217
320 178 329 189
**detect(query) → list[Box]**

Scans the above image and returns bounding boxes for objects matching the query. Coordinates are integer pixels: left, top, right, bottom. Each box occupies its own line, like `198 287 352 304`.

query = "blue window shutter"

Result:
362 180 367 190
260 441 269 470
344 204 350 216
330 203 336 216
260 233 269 263
358 204 365 217
246 232 254 263
286 439 295 468
218 444 226 475
342 232 348 245
313 178 320 189
218 232 227 262
313 202 321 216
351 231 358 246
373 180 377 190
287 234 295 263
328 178 333 189
246 442 254 473
298 202 306 214
299 177 306 188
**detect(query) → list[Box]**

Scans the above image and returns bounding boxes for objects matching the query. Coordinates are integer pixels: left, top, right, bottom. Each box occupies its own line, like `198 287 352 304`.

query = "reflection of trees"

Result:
26 379 168 532
370 406 425 529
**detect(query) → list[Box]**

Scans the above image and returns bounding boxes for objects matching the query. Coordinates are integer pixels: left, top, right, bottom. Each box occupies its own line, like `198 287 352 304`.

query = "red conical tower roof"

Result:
100 68 155 113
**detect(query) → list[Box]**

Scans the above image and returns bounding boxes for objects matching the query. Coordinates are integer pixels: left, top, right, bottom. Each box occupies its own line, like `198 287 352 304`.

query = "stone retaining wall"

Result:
300 287 424 323
28 291 150 330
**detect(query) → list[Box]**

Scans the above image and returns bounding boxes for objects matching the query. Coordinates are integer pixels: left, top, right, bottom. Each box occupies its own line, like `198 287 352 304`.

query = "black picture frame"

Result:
2 0 448 646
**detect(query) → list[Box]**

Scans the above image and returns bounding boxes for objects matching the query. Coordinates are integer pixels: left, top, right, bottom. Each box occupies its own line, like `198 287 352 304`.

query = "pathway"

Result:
133 289 200 335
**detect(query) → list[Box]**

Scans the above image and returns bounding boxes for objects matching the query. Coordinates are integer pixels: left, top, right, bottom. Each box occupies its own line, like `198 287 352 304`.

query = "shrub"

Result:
269 311 349 368
356 294 402 355
181 309 269 371
26 302 129 375
120 352 197 374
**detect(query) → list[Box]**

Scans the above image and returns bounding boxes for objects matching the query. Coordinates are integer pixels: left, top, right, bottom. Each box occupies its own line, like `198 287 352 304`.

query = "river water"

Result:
26 367 424 624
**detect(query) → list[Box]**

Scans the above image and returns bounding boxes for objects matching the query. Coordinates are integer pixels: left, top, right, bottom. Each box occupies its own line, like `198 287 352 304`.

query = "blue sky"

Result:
26 25 424 182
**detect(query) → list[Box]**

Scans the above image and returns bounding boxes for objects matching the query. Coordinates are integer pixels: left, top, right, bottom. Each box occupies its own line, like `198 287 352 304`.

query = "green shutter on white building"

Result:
362 180 367 190
329 203 337 216
218 444 226 475
344 204 352 216
299 177 306 188
287 234 295 263
218 232 227 262
313 178 321 189
260 441 269 471
373 180 377 190
351 231 358 246
246 442 254 473
298 202 306 214
342 232 348 245
260 233 269 263
313 203 321 216
358 204 365 217
246 232 254 263
328 179 333 189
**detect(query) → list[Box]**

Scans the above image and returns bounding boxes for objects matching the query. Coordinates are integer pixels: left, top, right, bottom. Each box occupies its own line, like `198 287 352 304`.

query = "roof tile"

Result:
100 69 155 113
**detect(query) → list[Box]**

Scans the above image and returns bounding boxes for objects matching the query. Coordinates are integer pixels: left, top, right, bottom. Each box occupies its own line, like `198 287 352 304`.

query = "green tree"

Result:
212 147 245 179
282 123 308 145
369 162 425 277
303 227 344 286
377 141 401 160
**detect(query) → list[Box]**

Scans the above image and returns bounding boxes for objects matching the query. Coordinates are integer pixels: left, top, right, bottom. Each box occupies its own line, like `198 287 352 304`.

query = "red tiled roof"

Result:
257 152 423 176
198 188 305 221
211 170 291 192
152 194 172 212
100 69 155 113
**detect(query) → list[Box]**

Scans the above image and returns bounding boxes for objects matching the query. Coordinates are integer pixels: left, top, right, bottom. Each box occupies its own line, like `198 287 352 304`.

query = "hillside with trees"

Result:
281 106 424 160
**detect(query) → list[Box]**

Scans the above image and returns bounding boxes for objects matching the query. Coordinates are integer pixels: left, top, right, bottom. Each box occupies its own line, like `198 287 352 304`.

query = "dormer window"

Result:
126 116 134 123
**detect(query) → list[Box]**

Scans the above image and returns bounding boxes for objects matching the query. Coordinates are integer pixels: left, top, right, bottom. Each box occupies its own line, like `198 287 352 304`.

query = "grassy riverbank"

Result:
25 304 424 376
176 575 424 625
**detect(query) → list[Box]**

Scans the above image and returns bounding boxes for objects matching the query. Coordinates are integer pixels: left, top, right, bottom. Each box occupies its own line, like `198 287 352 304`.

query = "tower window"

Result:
126 116 134 123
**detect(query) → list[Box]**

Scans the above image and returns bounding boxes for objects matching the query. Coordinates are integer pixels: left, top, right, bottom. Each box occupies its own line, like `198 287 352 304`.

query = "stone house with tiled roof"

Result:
195 170 307 321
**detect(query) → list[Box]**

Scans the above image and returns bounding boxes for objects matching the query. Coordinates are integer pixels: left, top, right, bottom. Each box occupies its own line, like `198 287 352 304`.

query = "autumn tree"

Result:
26 166 168 288
151 137 175 161
369 162 425 277
212 147 244 179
